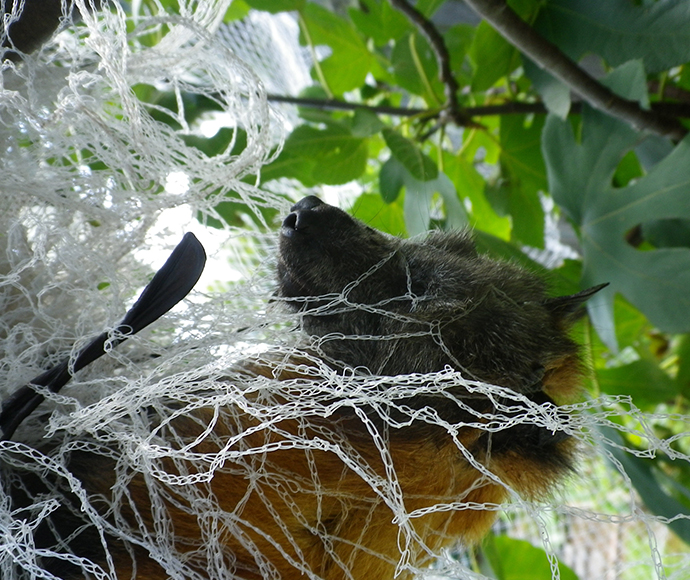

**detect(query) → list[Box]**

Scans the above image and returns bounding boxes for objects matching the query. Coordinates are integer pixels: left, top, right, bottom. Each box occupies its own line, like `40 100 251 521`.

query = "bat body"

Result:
5 197 603 579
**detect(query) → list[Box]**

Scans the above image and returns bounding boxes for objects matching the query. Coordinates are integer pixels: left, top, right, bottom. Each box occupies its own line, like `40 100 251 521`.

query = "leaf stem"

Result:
436 127 445 173
408 33 441 107
298 11 333 100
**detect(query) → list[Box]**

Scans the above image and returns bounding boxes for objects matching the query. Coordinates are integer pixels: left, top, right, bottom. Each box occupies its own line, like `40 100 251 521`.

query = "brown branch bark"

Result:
462 0 687 140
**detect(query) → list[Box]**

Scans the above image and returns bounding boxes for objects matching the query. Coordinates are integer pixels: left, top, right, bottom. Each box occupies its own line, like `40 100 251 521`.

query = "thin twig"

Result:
297 12 333 99
268 95 428 117
648 81 690 104
462 0 687 140
388 0 474 127
267 95 690 121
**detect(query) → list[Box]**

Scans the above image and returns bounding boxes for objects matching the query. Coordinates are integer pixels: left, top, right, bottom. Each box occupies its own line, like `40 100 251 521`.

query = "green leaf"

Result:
442 152 511 240
245 0 304 13
535 0 690 73
597 359 679 409
391 32 444 104
612 295 650 350
542 64 690 347
602 60 649 108
469 21 517 91
351 108 385 138
379 152 467 236
349 0 411 46
601 426 690 545
436 173 469 231
444 24 475 87
483 535 579 580
260 154 316 187
382 129 438 182
612 150 643 188
350 192 406 237
301 3 372 95
636 135 674 171
415 0 445 18
379 156 406 203
403 171 468 236
262 125 368 186
544 105 690 345
508 0 542 19
523 57 571 119
223 0 250 22
499 115 546 247
460 119 501 165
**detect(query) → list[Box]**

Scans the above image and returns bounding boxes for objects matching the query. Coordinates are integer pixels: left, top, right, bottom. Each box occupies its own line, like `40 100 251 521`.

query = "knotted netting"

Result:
0 2 688 580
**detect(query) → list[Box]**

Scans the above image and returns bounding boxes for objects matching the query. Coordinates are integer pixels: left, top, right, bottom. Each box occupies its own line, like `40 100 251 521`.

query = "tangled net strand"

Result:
1 3 689 580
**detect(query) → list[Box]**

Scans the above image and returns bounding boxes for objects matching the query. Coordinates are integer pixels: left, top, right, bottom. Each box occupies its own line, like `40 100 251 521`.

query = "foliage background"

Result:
4 0 690 578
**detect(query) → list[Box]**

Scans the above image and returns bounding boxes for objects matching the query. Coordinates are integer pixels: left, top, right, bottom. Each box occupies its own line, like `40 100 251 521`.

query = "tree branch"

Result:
462 0 687 140
267 94 690 122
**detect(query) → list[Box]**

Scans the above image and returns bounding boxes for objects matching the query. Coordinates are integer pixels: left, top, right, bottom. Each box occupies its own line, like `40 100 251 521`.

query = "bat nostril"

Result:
282 212 298 230
281 200 324 235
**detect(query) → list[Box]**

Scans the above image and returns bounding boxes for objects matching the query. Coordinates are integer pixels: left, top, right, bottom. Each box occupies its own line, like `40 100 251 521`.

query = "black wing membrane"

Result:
0 232 206 441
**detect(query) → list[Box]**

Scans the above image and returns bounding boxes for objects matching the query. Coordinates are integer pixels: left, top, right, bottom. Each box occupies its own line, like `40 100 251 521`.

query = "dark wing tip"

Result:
0 233 207 441
119 232 207 332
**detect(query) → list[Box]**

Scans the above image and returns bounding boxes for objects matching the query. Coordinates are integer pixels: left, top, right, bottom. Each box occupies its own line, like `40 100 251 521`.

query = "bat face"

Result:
278 196 596 394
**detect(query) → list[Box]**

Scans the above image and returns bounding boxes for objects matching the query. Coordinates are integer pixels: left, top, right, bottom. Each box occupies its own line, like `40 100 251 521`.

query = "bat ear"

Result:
544 283 609 320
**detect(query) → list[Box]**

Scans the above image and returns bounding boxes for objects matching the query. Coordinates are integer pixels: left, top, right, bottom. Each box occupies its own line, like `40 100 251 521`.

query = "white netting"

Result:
1 3 689 580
